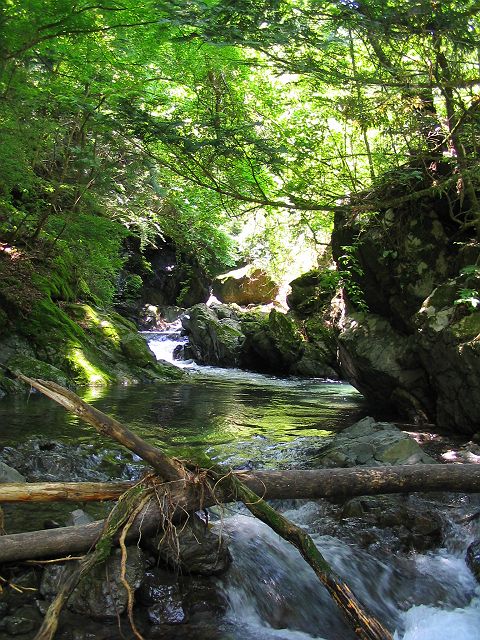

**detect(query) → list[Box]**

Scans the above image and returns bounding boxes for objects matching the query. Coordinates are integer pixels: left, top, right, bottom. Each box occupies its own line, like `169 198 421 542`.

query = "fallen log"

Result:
8 373 398 640
2 463 480 504
0 481 133 502
2 463 480 563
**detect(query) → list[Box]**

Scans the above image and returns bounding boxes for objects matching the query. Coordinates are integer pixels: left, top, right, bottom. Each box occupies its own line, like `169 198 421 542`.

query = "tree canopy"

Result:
1 0 479 302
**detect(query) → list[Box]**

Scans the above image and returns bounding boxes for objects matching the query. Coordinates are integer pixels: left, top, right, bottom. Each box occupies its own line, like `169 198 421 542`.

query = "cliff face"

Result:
331 187 480 435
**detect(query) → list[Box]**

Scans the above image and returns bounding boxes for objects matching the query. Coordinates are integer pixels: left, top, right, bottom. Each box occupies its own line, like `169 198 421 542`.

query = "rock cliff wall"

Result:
331 186 480 435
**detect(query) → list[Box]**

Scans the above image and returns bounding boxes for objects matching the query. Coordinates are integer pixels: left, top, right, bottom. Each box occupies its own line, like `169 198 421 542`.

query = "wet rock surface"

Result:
40 547 146 621
182 303 338 377
338 495 443 552
0 439 144 482
145 515 232 576
466 539 480 582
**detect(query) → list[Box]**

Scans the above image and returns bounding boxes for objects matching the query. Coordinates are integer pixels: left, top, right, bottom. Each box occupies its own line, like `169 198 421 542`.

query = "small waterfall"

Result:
214 507 480 640
142 322 192 368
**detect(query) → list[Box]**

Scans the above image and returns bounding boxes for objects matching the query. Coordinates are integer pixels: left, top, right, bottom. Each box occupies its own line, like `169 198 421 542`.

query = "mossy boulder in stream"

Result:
183 303 338 377
313 416 436 467
182 303 244 367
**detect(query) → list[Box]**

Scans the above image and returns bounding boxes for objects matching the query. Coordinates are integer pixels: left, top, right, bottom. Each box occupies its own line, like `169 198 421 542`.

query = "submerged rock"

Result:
339 495 443 552
313 416 436 467
0 461 25 483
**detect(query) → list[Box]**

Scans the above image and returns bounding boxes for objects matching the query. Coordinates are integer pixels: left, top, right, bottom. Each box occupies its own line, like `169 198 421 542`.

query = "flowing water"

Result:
0 327 479 639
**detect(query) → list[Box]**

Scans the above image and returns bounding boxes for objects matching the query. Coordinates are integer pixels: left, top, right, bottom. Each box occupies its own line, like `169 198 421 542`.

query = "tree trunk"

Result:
2 464 480 562
0 481 132 502
2 464 480 505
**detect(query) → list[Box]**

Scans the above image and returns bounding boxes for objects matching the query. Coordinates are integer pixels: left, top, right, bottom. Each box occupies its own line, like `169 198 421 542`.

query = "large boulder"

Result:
330 182 480 434
414 278 480 432
337 312 433 418
313 416 437 467
182 304 244 367
212 267 279 306
287 268 338 318
240 309 305 374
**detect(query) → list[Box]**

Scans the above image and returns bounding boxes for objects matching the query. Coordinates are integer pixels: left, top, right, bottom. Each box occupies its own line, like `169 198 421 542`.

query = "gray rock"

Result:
0 461 26 483
2 606 40 636
337 313 432 419
146 514 232 575
466 539 480 582
340 495 443 551
148 598 186 625
414 280 480 434
331 196 480 434
65 509 94 527
240 309 305 375
290 343 338 378
40 547 146 621
314 416 437 467
287 268 337 318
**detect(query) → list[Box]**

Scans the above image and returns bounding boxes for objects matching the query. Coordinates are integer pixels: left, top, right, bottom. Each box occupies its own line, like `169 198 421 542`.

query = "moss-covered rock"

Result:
240 309 305 374
287 269 338 318
120 333 156 367
182 303 244 367
0 298 184 392
7 355 70 387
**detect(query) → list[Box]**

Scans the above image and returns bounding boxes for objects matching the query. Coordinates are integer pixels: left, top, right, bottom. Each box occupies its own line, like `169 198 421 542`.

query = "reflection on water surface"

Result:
0 375 366 469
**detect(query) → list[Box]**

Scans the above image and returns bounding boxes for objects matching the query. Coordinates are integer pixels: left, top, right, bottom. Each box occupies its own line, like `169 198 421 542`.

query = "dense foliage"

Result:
1 0 479 308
